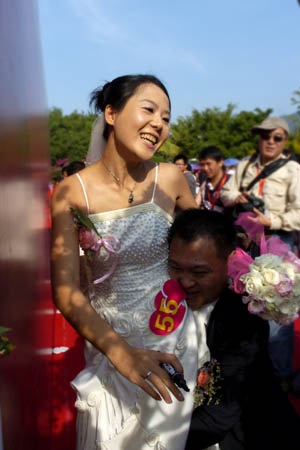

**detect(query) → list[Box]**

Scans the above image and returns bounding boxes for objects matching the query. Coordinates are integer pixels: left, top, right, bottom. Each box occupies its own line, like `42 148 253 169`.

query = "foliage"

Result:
286 132 300 155
169 104 273 160
155 139 181 162
49 102 300 166
291 88 300 115
286 89 300 155
0 327 14 358
49 108 96 166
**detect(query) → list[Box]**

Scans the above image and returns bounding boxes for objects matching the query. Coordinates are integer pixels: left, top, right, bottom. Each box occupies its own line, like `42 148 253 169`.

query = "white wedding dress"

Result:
72 166 199 450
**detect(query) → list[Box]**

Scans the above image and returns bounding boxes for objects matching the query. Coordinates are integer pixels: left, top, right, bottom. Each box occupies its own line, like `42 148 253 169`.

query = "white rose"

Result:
261 287 282 305
278 300 297 316
241 272 265 298
262 268 280 285
252 254 282 270
293 275 300 296
284 264 296 282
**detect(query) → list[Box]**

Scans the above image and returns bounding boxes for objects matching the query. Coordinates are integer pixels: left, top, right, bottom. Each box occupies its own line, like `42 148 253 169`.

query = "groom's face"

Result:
168 236 228 309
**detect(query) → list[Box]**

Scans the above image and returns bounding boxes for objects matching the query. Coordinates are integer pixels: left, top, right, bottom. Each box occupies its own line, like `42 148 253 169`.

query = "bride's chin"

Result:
132 148 158 162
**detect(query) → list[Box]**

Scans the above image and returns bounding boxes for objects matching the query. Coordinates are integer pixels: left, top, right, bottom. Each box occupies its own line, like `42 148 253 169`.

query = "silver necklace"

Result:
102 160 137 204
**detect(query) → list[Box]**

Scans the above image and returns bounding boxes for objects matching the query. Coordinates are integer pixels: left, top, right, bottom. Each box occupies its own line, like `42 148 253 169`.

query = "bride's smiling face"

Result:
105 83 170 161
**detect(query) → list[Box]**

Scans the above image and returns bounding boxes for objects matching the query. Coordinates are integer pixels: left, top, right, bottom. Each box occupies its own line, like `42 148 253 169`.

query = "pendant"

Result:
128 192 134 203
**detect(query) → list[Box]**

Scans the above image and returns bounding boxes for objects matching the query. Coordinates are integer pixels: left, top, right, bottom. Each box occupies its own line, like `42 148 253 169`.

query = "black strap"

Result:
240 157 289 192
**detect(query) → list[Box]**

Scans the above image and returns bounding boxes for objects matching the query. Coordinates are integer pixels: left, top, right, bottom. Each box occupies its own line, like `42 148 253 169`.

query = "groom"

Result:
168 209 300 450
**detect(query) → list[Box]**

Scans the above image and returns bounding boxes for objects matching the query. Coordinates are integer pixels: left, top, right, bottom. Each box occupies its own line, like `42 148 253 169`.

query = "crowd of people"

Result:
50 74 300 449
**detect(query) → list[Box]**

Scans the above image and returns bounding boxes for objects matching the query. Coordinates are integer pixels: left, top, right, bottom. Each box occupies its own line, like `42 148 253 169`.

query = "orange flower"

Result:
197 370 211 388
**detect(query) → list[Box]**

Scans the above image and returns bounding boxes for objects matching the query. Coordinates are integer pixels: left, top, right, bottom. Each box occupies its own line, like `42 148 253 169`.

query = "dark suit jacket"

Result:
185 288 300 450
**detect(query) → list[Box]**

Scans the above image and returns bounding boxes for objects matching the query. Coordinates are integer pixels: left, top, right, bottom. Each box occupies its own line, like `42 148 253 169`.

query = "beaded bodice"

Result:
84 202 173 338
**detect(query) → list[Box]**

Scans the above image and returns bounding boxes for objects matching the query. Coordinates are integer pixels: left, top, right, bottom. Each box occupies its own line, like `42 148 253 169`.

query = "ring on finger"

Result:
145 370 152 379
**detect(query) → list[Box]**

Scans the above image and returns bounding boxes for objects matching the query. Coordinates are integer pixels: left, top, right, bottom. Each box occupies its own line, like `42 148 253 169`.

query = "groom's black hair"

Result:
168 209 236 258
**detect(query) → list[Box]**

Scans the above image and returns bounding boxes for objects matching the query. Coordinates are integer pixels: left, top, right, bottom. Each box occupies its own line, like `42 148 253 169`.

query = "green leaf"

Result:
0 335 15 358
70 207 102 238
0 326 11 335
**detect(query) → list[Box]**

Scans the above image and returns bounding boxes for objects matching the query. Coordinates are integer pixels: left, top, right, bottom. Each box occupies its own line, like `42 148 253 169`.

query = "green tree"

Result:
287 88 300 155
291 88 300 115
49 108 96 165
169 105 272 160
48 104 277 167
156 139 181 162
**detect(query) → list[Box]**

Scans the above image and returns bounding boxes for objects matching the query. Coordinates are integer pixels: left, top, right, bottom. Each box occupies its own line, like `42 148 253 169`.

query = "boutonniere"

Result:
194 359 222 407
71 207 121 284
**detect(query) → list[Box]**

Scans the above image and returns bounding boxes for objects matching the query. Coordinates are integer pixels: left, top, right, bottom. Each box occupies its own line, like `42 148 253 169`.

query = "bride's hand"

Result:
107 342 185 403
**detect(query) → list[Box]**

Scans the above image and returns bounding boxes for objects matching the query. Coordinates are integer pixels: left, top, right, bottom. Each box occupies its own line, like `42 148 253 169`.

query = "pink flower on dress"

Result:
79 228 101 251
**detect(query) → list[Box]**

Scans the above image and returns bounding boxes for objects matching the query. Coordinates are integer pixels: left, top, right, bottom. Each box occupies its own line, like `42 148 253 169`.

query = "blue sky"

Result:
38 0 300 122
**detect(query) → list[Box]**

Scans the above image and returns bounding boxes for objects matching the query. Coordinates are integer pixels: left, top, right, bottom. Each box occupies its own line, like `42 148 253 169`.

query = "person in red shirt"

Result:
196 146 228 212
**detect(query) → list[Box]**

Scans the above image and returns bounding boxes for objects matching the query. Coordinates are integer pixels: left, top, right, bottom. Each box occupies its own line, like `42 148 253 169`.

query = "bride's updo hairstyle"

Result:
90 74 171 140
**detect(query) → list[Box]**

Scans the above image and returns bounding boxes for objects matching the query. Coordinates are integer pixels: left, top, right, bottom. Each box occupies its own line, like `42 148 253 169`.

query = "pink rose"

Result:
233 277 246 294
247 298 266 315
79 228 100 251
275 274 293 297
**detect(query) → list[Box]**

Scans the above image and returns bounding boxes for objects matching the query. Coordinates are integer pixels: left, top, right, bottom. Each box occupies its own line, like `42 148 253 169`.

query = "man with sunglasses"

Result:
221 117 300 244
221 117 300 389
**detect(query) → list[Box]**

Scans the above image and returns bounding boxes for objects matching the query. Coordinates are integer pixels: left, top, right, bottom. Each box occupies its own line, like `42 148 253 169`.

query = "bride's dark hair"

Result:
90 74 171 140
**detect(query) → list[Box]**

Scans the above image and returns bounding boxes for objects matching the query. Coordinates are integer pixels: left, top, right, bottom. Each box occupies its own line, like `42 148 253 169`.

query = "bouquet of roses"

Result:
228 212 300 325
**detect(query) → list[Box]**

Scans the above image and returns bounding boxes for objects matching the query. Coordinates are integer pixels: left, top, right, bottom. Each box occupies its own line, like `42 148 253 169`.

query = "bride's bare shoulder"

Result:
52 168 90 212
158 162 185 182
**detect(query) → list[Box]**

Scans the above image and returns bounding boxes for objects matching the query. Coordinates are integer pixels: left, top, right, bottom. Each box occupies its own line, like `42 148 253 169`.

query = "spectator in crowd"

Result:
221 117 300 246
223 157 240 176
62 160 86 178
220 117 300 386
195 146 229 212
168 209 300 450
173 153 197 196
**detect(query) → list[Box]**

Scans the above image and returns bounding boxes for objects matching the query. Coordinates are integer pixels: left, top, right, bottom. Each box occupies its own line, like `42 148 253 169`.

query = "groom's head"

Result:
168 209 236 309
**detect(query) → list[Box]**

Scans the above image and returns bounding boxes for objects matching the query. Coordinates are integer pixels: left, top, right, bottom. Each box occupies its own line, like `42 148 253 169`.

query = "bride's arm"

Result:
159 163 198 211
51 177 184 403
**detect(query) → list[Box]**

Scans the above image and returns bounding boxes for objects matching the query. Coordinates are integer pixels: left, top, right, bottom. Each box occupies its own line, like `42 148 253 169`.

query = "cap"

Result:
251 117 289 135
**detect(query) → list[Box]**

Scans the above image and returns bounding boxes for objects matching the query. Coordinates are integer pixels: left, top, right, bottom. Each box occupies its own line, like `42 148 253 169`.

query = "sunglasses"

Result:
259 133 285 143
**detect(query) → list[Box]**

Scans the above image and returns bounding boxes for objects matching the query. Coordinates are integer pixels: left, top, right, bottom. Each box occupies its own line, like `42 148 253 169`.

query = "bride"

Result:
51 74 199 449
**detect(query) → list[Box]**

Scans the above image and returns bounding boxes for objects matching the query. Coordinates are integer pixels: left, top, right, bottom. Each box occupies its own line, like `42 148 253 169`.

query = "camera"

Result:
232 193 265 220
246 193 265 213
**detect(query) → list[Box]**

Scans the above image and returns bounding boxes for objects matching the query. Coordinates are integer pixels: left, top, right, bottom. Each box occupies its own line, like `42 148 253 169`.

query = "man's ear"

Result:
104 104 117 126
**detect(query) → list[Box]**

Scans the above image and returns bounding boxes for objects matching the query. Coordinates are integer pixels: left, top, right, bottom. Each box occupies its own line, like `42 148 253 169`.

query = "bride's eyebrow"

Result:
139 98 170 115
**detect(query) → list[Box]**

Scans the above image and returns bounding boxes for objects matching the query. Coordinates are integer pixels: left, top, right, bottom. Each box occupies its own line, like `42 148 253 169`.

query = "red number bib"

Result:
149 279 187 335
